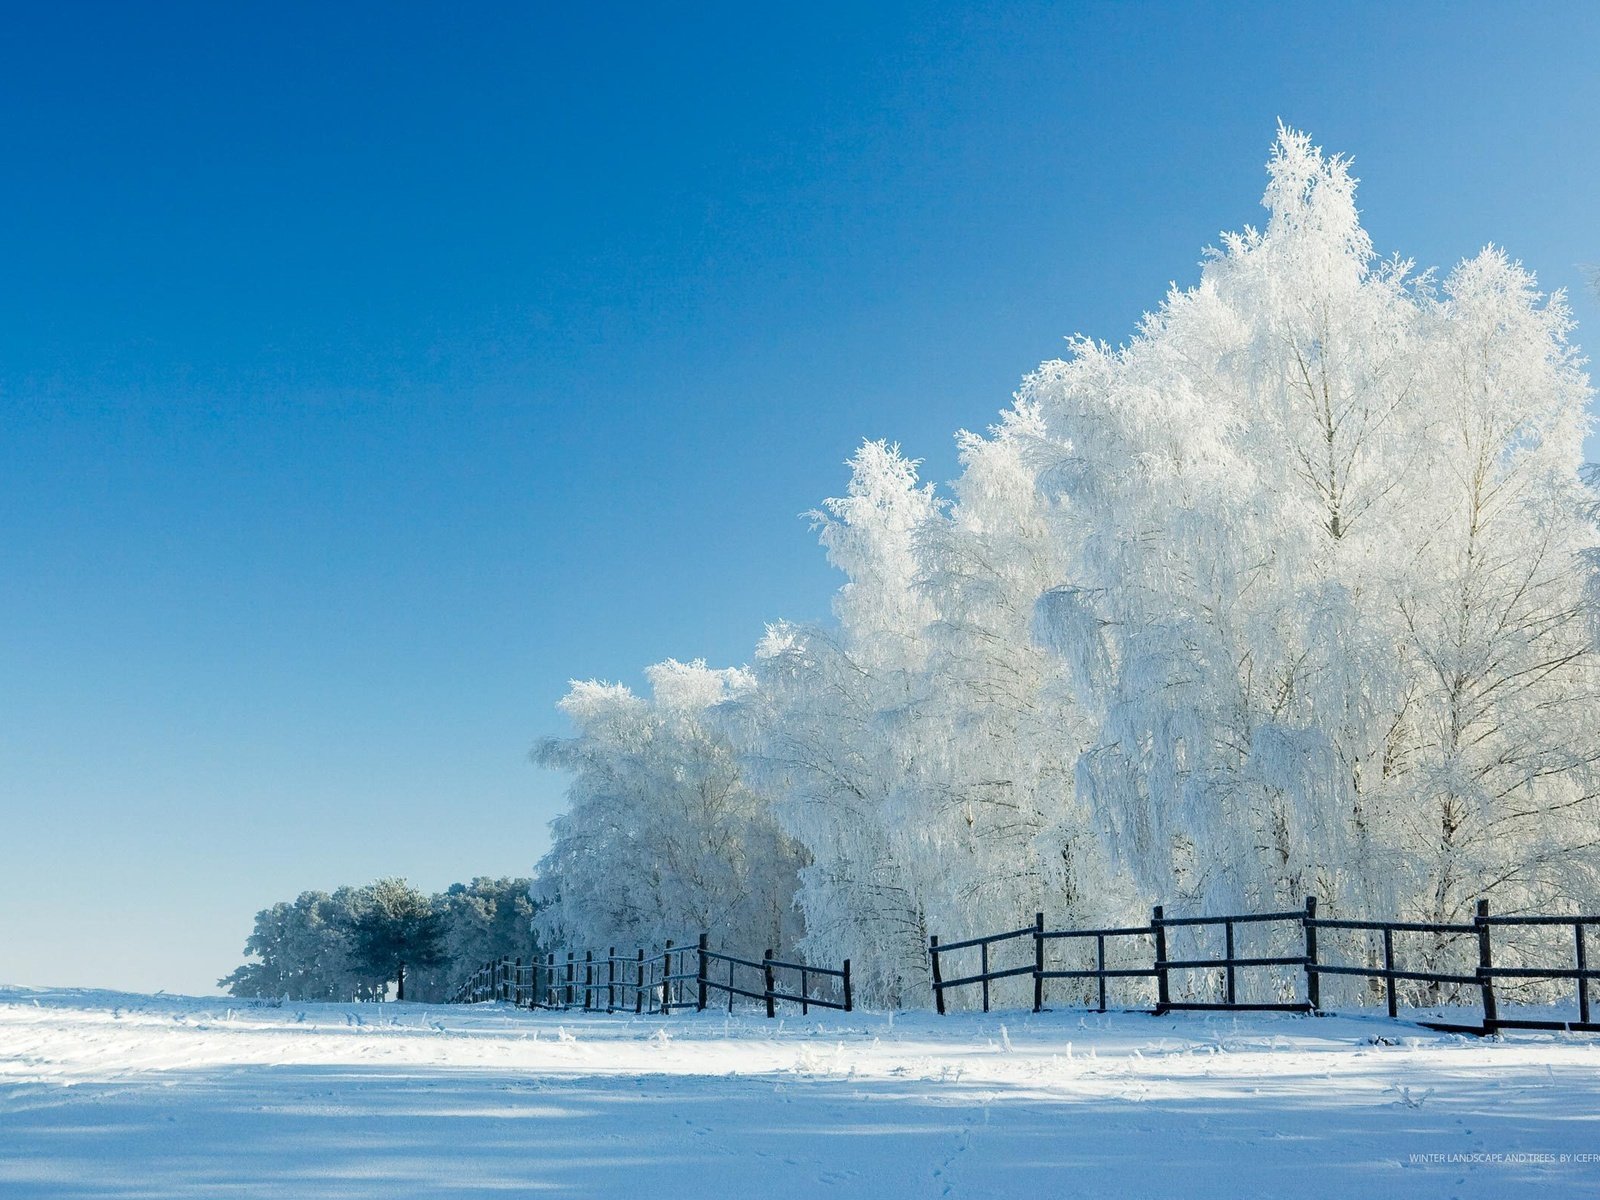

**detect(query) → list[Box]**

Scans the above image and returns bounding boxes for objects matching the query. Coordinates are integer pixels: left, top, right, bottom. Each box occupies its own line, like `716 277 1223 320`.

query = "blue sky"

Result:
3 2 1597 995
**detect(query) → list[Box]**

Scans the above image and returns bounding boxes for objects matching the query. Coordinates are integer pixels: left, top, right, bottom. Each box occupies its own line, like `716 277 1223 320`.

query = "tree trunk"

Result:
397 961 406 1001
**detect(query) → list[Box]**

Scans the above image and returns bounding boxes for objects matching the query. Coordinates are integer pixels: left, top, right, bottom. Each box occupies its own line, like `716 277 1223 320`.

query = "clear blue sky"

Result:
2 2 1596 995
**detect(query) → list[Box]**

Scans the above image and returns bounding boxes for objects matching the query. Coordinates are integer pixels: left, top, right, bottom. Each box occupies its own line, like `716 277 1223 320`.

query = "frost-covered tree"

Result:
532 659 806 957
345 877 446 1001
218 888 380 1001
735 436 1120 1006
734 442 945 1005
531 126 1599 1008
1017 129 1422 915
406 877 542 1002
1390 250 1600 921
222 876 542 1002
1021 127 1600 927
912 424 1130 932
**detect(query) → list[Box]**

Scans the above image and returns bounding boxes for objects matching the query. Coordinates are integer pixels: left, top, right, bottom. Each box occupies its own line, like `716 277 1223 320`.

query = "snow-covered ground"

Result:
3 985 1598 1198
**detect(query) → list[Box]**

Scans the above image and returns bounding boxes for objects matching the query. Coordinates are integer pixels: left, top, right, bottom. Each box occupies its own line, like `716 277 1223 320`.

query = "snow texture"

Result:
4 985 1599 1197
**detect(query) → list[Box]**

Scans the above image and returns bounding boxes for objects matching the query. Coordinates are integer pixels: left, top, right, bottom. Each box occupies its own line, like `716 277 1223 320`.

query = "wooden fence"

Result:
931 897 1600 1035
452 933 852 1018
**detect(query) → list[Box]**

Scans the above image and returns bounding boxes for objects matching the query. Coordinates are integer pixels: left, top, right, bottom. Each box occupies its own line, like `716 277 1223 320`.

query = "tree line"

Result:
221 876 540 1002
531 127 1600 1008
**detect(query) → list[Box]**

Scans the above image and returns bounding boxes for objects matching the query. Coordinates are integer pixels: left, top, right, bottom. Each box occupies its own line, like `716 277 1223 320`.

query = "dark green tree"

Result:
408 877 542 1001
218 887 381 1001
345 877 446 1000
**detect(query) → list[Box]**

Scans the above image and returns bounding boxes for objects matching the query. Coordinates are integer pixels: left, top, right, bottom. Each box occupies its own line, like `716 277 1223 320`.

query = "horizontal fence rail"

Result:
1476 913 1599 1033
1152 904 1311 1015
930 897 1600 1036
450 897 1598 1037
452 933 851 1019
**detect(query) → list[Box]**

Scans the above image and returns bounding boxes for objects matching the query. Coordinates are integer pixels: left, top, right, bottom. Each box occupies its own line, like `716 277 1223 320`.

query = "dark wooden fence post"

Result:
565 952 575 1008
547 953 556 1008
1577 921 1591 1027
635 948 645 1015
697 934 709 1012
662 940 675 1016
1096 933 1107 1013
930 935 945 1015
584 951 594 1011
980 939 991 1013
1476 899 1498 1033
1303 896 1319 1012
763 949 776 1019
1383 926 1397 1019
1152 905 1170 1013
607 947 616 1012
843 959 853 1012
1033 911 1046 1013
1224 919 1236 1006
514 958 523 1006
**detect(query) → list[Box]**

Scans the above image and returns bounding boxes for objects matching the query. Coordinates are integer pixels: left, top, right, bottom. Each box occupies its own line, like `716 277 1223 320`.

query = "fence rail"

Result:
930 897 1600 1036
450 898 1596 1036
452 933 852 1019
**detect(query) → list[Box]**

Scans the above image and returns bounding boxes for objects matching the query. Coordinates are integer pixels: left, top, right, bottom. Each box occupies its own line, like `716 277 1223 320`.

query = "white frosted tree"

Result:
530 126 1600 1009
1388 249 1600 922
219 888 379 1001
1021 127 1600 932
532 660 806 957
910 425 1131 935
407 877 542 1002
736 442 942 1006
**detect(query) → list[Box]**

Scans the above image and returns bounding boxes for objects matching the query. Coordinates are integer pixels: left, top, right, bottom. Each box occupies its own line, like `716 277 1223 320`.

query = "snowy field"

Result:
3 986 1599 1198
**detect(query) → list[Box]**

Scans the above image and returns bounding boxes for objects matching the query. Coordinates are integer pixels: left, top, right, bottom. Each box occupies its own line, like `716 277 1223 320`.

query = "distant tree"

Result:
344 878 446 1000
533 660 807 961
223 877 541 1003
218 888 379 1001
408 877 542 1002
